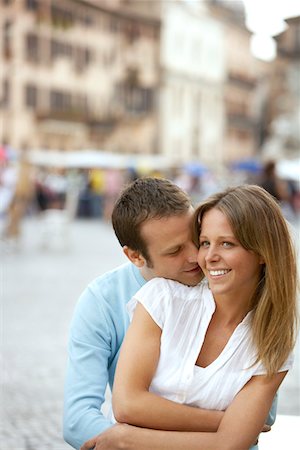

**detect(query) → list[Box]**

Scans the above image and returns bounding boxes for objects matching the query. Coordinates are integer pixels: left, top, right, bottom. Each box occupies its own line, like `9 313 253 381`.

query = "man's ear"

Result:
123 246 146 268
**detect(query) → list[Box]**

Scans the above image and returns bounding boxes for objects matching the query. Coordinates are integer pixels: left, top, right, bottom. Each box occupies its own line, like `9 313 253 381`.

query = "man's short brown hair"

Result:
112 177 191 262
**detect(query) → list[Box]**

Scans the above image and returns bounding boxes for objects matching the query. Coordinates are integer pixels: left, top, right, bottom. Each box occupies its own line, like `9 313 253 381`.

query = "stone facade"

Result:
0 0 160 153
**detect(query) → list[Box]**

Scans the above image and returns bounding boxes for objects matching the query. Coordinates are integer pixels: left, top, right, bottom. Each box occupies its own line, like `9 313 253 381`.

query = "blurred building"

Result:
208 0 270 163
0 0 160 153
159 0 270 166
1 0 297 167
261 16 300 160
159 1 226 167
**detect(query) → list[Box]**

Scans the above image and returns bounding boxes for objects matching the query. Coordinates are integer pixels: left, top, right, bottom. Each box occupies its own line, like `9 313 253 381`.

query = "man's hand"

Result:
80 424 131 450
252 423 272 447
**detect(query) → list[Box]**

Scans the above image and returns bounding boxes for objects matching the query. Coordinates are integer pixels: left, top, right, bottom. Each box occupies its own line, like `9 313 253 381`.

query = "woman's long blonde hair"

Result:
193 184 298 376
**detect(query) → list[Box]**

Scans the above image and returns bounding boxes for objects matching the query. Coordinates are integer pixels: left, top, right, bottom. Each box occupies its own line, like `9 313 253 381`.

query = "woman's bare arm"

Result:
105 371 285 450
112 303 223 432
205 371 287 450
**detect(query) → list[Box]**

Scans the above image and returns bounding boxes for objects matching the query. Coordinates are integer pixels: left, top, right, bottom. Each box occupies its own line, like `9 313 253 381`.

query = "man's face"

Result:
139 208 202 286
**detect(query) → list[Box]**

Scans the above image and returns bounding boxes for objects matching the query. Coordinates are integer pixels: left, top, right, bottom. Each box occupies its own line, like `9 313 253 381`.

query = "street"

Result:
1 215 299 449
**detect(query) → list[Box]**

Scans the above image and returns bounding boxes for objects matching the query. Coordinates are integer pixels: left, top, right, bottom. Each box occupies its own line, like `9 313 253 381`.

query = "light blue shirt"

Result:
63 262 277 449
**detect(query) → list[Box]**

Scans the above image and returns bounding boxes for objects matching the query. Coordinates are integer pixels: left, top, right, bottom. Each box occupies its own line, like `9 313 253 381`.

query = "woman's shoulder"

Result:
151 278 212 309
142 277 208 294
134 277 211 308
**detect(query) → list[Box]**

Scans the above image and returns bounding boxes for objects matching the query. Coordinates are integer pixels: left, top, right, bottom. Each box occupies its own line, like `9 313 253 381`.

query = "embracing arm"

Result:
85 370 285 450
112 303 223 432
63 288 114 449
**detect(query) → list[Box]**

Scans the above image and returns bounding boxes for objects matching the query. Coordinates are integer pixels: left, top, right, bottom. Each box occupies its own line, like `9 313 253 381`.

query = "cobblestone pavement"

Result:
1 216 299 450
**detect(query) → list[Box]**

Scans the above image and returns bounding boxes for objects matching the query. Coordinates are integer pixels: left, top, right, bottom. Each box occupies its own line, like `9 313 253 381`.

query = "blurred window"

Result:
84 48 92 65
25 84 38 109
73 93 88 114
26 0 38 10
1 79 10 108
51 4 74 28
123 22 140 43
73 46 92 72
295 25 300 49
50 90 71 112
26 32 39 63
83 14 93 27
3 20 13 59
117 84 154 114
110 17 120 33
50 38 73 60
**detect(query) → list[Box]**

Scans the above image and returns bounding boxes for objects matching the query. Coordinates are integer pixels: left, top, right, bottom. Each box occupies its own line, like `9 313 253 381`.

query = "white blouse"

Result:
127 278 293 411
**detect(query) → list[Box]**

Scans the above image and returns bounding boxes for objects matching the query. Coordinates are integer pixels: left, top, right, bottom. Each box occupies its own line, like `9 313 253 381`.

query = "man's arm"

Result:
63 287 114 449
266 391 277 425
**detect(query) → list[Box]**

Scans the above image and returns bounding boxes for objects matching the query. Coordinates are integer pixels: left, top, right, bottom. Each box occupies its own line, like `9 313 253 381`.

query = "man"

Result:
63 177 275 450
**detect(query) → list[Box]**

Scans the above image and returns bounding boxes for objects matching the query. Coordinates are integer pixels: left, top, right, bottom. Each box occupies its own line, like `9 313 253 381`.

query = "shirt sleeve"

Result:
63 286 113 449
127 278 171 329
253 352 294 376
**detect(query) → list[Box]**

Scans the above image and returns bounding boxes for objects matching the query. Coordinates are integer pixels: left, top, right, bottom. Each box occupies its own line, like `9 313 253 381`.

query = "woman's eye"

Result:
223 242 233 248
199 241 209 247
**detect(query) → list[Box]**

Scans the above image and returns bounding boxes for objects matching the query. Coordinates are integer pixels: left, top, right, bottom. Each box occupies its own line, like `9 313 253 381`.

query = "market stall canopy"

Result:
184 162 209 176
276 159 300 182
231 158 262 173
28 149 173 171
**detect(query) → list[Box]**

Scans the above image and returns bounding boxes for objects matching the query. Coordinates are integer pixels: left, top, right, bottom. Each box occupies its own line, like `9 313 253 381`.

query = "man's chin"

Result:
180 270 203 286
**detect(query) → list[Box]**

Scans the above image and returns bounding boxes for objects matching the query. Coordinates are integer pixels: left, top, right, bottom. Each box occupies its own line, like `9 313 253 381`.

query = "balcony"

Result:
227 73 256 90
227 112 256 130
36 109 88 123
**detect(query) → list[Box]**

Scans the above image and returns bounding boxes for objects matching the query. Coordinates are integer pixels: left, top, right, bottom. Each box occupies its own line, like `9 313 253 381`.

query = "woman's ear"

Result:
123 246 146 268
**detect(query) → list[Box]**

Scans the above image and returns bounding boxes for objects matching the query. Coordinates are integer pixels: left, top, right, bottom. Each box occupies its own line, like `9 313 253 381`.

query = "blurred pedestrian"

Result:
3 154 34 244
34 168 54 212
260 160 295 222
0 158 17 220
103 168 124 221
260 160 289 202
89 168 105 218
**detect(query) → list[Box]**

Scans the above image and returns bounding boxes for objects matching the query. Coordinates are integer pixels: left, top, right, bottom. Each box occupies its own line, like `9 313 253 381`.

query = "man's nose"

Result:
187 242 199 263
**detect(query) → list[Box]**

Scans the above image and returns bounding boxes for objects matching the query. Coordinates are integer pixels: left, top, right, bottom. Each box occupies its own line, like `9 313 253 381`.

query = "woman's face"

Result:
197 208 264 302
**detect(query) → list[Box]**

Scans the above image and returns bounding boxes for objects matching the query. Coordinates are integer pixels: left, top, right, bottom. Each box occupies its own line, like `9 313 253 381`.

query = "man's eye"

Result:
168 248 180 255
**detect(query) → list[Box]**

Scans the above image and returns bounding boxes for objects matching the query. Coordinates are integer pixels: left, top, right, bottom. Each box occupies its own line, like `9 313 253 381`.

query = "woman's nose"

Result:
205 245 219 262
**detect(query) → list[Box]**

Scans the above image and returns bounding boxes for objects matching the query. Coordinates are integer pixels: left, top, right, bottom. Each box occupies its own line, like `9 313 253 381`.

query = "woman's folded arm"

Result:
112 303 223 432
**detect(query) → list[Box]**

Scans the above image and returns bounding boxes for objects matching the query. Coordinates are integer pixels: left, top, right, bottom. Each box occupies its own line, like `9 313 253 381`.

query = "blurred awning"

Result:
184 162 209 176
28 149 173 171
276 159 300 182
231 158 262 173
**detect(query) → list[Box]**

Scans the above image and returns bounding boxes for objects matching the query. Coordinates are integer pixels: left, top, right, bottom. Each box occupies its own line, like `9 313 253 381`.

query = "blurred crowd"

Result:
1 149 299 248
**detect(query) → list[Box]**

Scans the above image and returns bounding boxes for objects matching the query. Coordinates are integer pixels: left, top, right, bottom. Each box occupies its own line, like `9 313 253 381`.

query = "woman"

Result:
112 185 298 450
